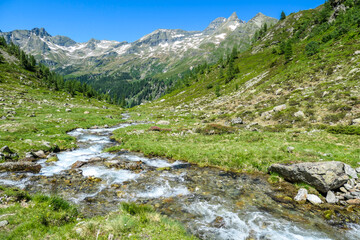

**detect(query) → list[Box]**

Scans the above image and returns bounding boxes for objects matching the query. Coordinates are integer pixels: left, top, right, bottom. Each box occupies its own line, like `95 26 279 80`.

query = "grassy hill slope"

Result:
111 0 360 172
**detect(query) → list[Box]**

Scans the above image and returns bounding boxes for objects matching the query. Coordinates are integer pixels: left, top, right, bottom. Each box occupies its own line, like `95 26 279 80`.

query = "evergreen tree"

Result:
226 61 236 83
280 11 286 21
284 42 293 63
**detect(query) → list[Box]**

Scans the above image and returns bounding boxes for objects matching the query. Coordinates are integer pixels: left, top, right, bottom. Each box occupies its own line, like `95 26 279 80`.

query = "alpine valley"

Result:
0 12 277 106
1 0 360 239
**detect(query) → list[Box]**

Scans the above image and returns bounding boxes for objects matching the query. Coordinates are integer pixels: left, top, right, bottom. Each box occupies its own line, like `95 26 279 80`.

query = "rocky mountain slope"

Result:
1 13 277 106
0 13 276 77
144 0 360 130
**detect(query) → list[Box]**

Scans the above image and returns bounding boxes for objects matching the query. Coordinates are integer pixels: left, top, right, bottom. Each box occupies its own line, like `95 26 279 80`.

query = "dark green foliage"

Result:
0 39 105 103
327 125 360 135
284 42 293 62
253 23 271 42
121 202 153 215
305 41 320 56
280 11 286 20
215 85 221 97
0 52 5 64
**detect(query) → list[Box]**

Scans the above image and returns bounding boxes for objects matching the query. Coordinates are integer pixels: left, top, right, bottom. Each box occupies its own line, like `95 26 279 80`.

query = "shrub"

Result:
305 41 320 56
327 125 360 135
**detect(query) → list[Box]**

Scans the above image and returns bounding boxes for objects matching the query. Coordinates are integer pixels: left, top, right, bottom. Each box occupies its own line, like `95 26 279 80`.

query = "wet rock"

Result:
46 153 59 163
0 146 19 162
0 220 8 228
33 150 46 158
0 162 41 173
294 188 307 202
347 199 360 205
307 194 322 205
344 164 358 179
269 161 349 193
210 216 226 228
88 157 104 163
326 191 337 204
22 152 36 162
71 161 87 169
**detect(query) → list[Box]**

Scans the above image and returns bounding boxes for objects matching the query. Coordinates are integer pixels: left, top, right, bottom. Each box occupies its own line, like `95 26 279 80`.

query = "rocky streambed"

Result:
0 121 360 240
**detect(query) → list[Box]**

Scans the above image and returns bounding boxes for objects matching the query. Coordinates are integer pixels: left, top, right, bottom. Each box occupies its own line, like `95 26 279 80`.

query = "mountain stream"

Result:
0 117 359 240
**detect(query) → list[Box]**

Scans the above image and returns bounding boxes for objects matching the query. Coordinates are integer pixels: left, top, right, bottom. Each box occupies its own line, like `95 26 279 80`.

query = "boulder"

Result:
157 120 170 125
344 164 358 179
347 199 360 205
33 150 46 158
0 162 41 173
0 146 19 162
22 152 36 162
287 146 295 153
307 194 322 205
294 111 305 118
269 161 349 193
71 161 87 169
0 146 12 154
0 220 8 228
46 153 59 163
65 108 72 112
273 104 287 112
294 188 308 202
326 191 337 204
352 118 360 125
231 118 243 125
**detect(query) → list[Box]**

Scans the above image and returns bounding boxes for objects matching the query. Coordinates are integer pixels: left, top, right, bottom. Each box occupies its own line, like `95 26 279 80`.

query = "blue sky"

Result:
0 0 325 43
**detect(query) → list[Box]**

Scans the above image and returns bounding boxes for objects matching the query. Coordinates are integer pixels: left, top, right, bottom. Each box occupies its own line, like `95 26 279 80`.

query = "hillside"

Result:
0 41 124 158
110 0 360 172
0 39 197 240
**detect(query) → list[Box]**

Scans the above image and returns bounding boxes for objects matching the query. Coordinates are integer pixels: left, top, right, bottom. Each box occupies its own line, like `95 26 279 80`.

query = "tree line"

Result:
0 36 121 105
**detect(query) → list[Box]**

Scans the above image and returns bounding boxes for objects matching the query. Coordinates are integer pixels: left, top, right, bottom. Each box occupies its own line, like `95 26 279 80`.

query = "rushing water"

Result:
0 119 359 240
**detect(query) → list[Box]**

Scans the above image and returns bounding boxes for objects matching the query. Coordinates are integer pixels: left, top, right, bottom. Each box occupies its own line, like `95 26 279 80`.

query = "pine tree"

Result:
280 11 286 21
284 42 293 63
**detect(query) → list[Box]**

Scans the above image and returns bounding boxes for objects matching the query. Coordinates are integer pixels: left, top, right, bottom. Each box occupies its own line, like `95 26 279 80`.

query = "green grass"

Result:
0 185 197 240
109 122 360 172
0 60 125 159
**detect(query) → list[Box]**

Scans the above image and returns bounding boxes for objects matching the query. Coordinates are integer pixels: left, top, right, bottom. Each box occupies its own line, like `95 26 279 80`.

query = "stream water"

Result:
0 119 359 240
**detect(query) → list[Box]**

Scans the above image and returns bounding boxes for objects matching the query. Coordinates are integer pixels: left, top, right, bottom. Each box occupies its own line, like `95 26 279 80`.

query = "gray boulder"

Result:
326 191 337 204
231 117 243 125
294 188 307 202
344 164 358 179
269 161 349 193
0 162 41 173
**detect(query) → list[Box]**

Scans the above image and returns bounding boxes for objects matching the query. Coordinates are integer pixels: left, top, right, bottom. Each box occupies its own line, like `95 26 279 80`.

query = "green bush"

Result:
121 202 153 215
305 41 320 56
327 125 360 135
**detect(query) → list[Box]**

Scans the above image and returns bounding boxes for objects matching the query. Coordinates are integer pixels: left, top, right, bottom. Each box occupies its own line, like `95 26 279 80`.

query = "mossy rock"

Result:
46 155 59 163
